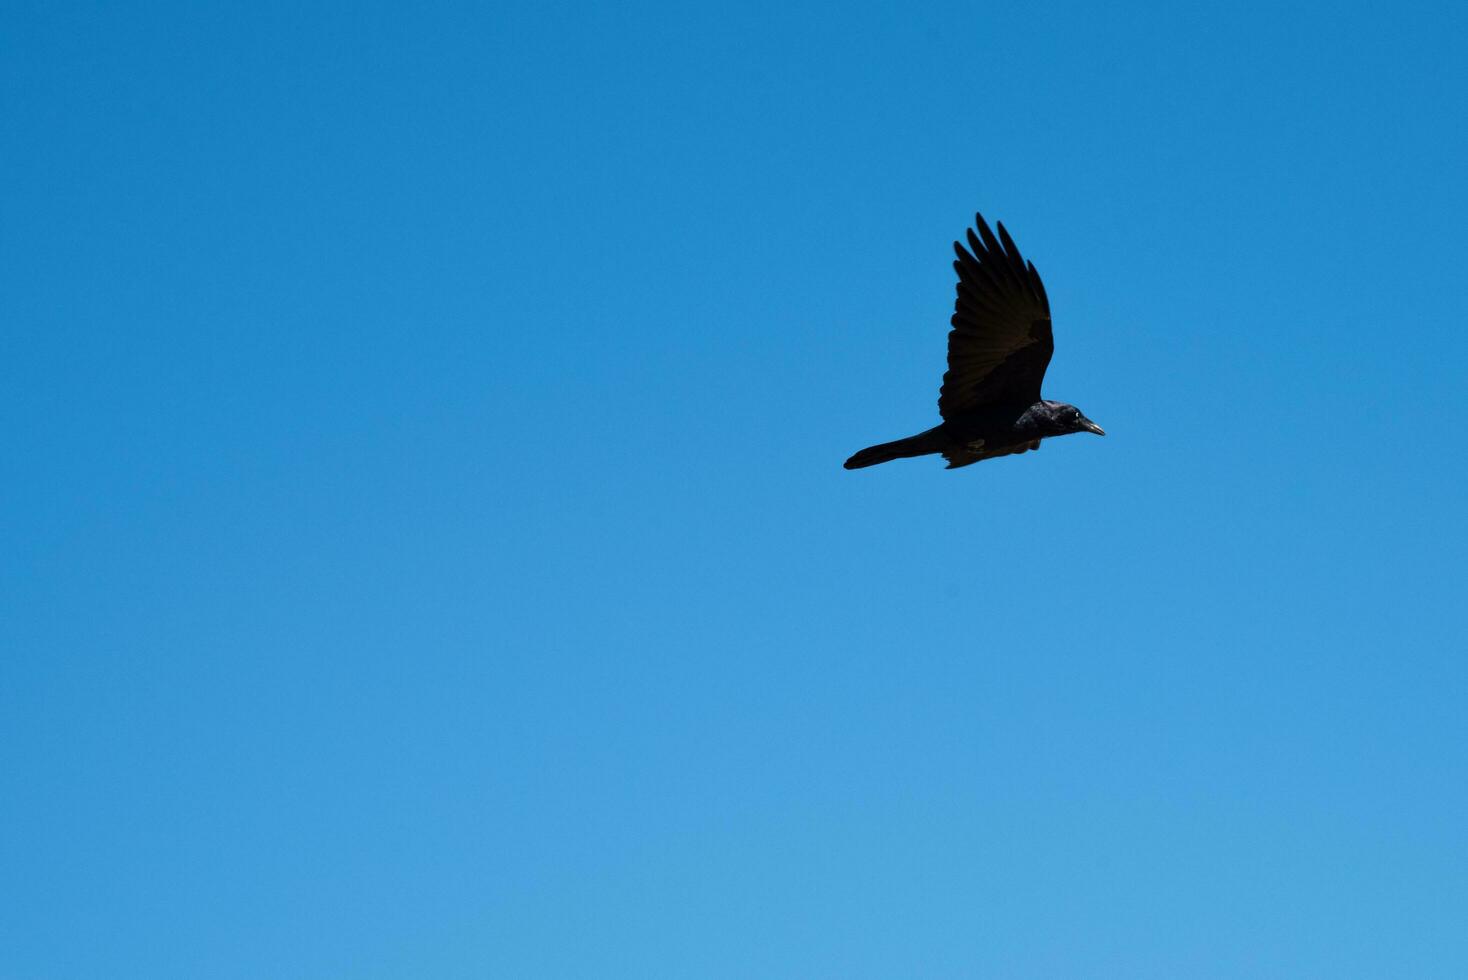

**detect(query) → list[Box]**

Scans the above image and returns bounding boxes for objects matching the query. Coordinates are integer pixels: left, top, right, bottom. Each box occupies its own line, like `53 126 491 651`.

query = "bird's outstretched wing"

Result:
938 214 1053 419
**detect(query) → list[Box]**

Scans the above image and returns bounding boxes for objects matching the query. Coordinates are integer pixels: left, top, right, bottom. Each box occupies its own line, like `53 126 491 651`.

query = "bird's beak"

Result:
1080 419 1106 436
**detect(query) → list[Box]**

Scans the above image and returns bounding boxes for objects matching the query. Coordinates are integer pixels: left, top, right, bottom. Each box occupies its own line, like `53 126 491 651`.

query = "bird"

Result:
844 212 1105 470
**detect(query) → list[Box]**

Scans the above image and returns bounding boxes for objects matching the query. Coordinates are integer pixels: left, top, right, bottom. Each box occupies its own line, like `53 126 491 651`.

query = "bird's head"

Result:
1047 402 1106 437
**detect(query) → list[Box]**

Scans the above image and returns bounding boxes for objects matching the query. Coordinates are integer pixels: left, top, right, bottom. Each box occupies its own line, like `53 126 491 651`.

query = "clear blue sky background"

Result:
4 1 1466 976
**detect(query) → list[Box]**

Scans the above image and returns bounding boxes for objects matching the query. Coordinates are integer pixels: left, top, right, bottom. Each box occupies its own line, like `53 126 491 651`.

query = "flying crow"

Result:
844 213 1104 470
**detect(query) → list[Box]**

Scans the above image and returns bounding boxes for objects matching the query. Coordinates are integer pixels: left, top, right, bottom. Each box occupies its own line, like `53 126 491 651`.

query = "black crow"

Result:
844 213 1104 470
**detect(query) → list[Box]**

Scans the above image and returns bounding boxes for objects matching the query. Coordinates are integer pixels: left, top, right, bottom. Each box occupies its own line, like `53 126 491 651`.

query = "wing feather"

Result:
938 213 1054 418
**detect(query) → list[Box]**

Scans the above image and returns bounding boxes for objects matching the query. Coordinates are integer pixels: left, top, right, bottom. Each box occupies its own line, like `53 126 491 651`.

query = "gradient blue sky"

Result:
4 1 1467 977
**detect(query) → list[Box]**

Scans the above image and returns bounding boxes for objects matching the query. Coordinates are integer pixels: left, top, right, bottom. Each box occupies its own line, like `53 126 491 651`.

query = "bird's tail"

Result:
843 429 943 469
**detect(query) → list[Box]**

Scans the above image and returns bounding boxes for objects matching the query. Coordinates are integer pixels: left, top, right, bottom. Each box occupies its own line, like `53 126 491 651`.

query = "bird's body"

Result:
844 214 1104 470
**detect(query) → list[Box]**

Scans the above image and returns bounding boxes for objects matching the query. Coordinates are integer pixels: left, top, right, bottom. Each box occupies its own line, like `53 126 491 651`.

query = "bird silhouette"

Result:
844 213 1105 470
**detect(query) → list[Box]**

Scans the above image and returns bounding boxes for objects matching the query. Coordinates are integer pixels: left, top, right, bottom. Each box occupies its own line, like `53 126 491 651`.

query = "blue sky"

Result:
4 1 1467 976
